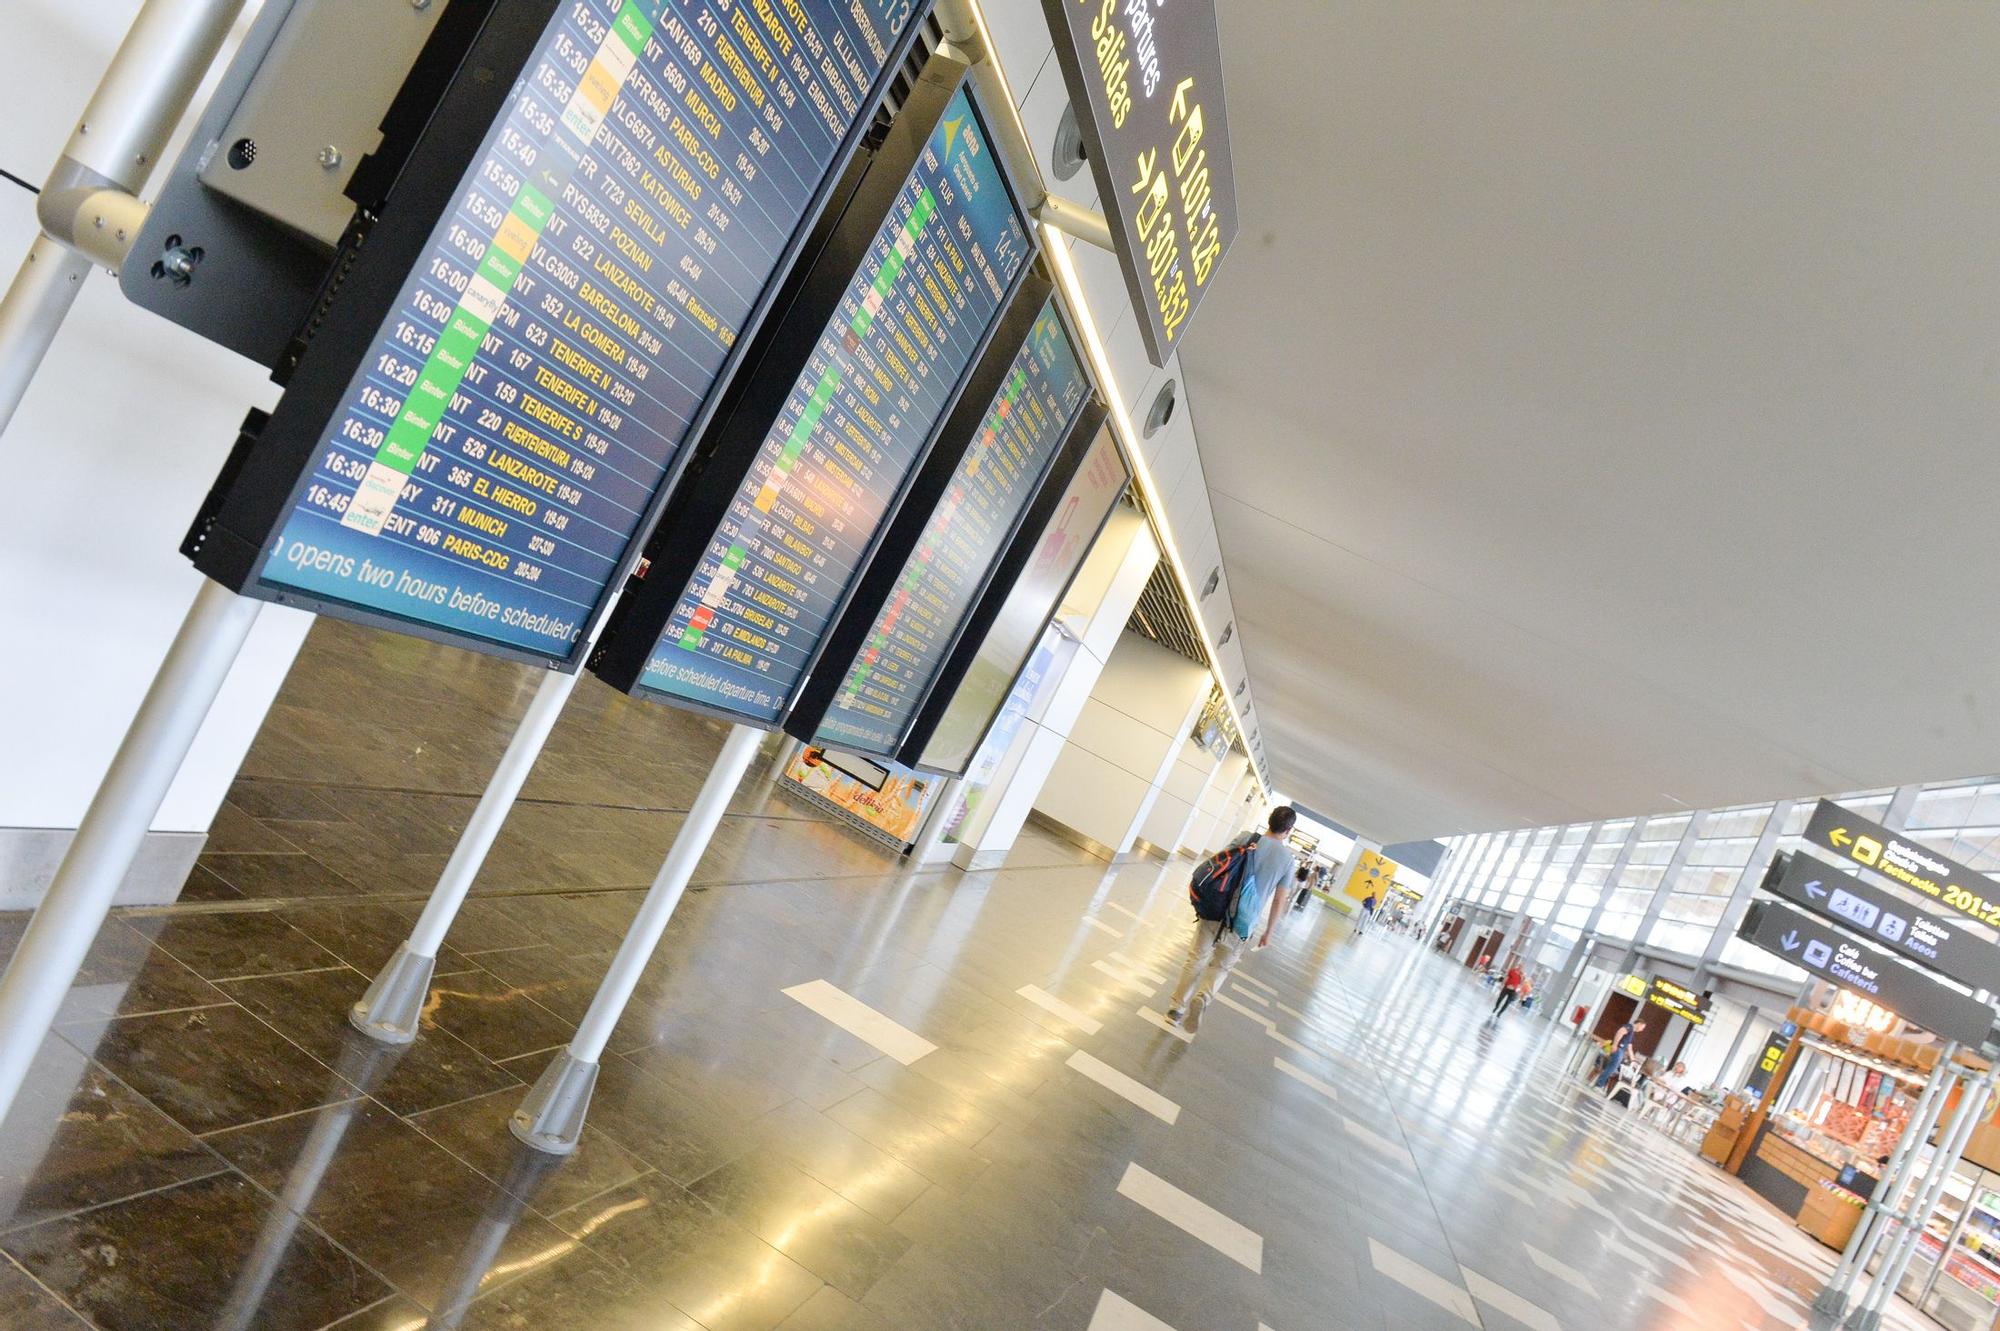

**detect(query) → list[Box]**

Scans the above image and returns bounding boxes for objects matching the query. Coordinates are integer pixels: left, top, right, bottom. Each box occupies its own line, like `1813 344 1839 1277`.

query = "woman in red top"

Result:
1492 964 1526 1017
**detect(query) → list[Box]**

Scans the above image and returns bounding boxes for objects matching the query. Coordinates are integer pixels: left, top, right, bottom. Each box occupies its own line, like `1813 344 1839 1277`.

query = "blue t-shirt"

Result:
1225 833 1297 939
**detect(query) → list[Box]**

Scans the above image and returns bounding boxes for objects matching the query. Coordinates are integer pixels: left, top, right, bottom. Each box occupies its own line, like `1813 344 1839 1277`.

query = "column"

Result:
1034 633 1211 859
949 508 1158 871
1694 800 1795 987
1554 819 1642 1022
1134 735 1225 858
1623 811 1708 967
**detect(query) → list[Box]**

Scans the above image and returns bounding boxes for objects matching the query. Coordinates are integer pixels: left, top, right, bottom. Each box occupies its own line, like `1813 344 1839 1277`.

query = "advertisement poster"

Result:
783 747 935 848
941 625 1074 844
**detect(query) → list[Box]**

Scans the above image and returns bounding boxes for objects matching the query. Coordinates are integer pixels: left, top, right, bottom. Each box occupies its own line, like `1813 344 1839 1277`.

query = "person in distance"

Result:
1166 805 1299 1035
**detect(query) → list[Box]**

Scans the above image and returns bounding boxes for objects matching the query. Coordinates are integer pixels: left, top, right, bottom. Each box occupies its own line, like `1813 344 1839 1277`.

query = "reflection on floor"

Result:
0 622 1952 1328
0 844 1957 1330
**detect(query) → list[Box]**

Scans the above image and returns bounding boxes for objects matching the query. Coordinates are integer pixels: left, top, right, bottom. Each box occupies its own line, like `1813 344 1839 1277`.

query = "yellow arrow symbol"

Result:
1830 827 1853 849
1170 76 1195 122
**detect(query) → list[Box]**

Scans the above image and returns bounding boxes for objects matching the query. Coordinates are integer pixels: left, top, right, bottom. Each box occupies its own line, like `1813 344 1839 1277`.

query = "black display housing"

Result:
182 0 933 671
588 57 1039 724
899 407 1122 778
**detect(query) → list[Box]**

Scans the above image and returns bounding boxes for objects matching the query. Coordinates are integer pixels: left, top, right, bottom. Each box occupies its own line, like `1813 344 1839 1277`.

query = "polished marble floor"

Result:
0 623 1960 1329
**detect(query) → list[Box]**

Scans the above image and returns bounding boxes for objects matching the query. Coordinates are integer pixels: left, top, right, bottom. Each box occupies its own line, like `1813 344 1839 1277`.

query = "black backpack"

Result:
1189 839 1256 930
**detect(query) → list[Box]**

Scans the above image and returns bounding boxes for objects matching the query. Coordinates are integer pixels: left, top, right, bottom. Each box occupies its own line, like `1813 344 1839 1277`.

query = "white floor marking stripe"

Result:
1137 1007 1194 1043
780 980 936 1065
1272 1056 1339 1102
1343 1117 1416 1170
1231 972 1276 995
1105 902 1143 920
1368 1239 1477 1324
1118 1163 1262 1271
1110 952 1172 984
1084 917 1124 938
1017 984 1102 1035
1088 1289 1176 1330
1463 1267 1562 1331
1067 1051 1181 1123
1233 988 1272 1008
1212 992 1274 1028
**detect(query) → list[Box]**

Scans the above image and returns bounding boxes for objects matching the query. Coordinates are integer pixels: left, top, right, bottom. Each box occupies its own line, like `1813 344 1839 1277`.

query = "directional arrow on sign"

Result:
1781 930 1801 952
1830 827 1853 849
1805 880 1827 900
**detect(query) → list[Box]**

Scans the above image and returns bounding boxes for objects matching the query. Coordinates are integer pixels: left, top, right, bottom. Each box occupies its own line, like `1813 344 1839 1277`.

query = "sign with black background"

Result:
1738 900 1994 1047
1804 801 2000 930
187 0 930 667
1039 0 1235 365
1762 851 2000 996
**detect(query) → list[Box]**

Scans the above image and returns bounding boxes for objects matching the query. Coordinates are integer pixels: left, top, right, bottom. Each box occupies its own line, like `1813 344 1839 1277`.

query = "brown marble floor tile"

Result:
145 910 343 981
0 1037 222 1233
685 1155 912 1300
613 1016 864 1113
0 1255 87 1328
49 917 231 1024
201 803 304 854
198 851 364 901
275 900 471 977
773 1285 893 1331
420 968 576 1063
60 1005 356 1137
559 1173 822 1331
218 966 521 1118
175 863 245 902
561 1055 759 1186
408 1089 648 1219
448 1250 702 1331
322 1294 431 1328
820 1086 994 1194
0 1171 393 1331
733 1101 931 1226
470 945 616 1027
205 1099 574 1312
223 779 350 823
437 898 545 955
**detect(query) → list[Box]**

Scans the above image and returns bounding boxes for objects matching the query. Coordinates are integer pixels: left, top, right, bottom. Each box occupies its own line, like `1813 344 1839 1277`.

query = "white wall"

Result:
1136 738 1214 851
1033 632 1212 853
2 3 311 900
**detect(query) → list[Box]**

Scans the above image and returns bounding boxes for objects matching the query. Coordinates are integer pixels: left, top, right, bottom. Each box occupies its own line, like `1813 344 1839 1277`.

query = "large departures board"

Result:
591 61 1035 724
907 423 1128 774
185 0 931 667
790 289 1091 758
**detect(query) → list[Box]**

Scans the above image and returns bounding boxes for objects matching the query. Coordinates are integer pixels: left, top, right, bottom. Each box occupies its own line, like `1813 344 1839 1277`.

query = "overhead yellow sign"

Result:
1345 850 1399 902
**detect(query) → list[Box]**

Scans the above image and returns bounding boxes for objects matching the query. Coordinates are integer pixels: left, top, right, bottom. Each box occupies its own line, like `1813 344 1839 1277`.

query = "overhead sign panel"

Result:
1039 0 1235 365
1760 851 2000 996
1646 977 1709 1026
184 0 929 666
1803 801 2000 929
590 65 1036 723
802 292 1091 758
1738 901 1994 1047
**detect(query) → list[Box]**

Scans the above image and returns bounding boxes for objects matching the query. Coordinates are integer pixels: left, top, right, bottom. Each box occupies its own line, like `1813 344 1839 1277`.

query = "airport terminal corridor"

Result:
0 629 1940 1330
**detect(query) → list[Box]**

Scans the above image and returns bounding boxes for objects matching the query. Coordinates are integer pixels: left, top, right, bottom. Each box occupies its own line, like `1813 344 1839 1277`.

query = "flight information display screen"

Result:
634 86 1032 720
813 295 1086 754
249 0 921 661
916 426 1129 772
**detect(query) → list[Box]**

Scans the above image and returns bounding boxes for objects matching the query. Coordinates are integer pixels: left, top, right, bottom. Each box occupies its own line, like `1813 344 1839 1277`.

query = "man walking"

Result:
1166 806 1298 1034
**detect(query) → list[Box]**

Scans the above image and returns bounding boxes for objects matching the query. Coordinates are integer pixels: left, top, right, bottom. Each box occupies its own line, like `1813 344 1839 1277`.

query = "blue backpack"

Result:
1189 839 1257 932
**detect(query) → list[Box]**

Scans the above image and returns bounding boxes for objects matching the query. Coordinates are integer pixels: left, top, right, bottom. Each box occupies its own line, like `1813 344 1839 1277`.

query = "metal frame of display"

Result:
182 0 935 671
781 269 1083 758
898 418 1125 777
588 54 1038 722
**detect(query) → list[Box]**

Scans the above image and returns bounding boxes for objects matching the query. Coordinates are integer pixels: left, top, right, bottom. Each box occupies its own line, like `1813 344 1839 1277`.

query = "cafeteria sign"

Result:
1040 0 1237 364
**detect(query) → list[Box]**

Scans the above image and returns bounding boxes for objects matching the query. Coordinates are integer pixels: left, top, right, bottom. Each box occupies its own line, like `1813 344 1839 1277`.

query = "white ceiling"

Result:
1181 3 2000 844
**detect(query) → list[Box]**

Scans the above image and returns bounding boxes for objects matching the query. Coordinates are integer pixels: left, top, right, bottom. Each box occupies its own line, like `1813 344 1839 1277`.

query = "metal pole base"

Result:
509 1050 599 1155
1846 1308 1881 1331
348 942 436 1045
1813 1289 1849 1318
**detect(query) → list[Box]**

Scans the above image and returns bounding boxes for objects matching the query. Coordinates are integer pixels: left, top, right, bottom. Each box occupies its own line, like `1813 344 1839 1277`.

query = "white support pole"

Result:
1848 1065 1997 1331
351 668 584 1042
0 580 259 1129
1816 1048 1959 1316
511 723 765 1154
0 0 247 438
